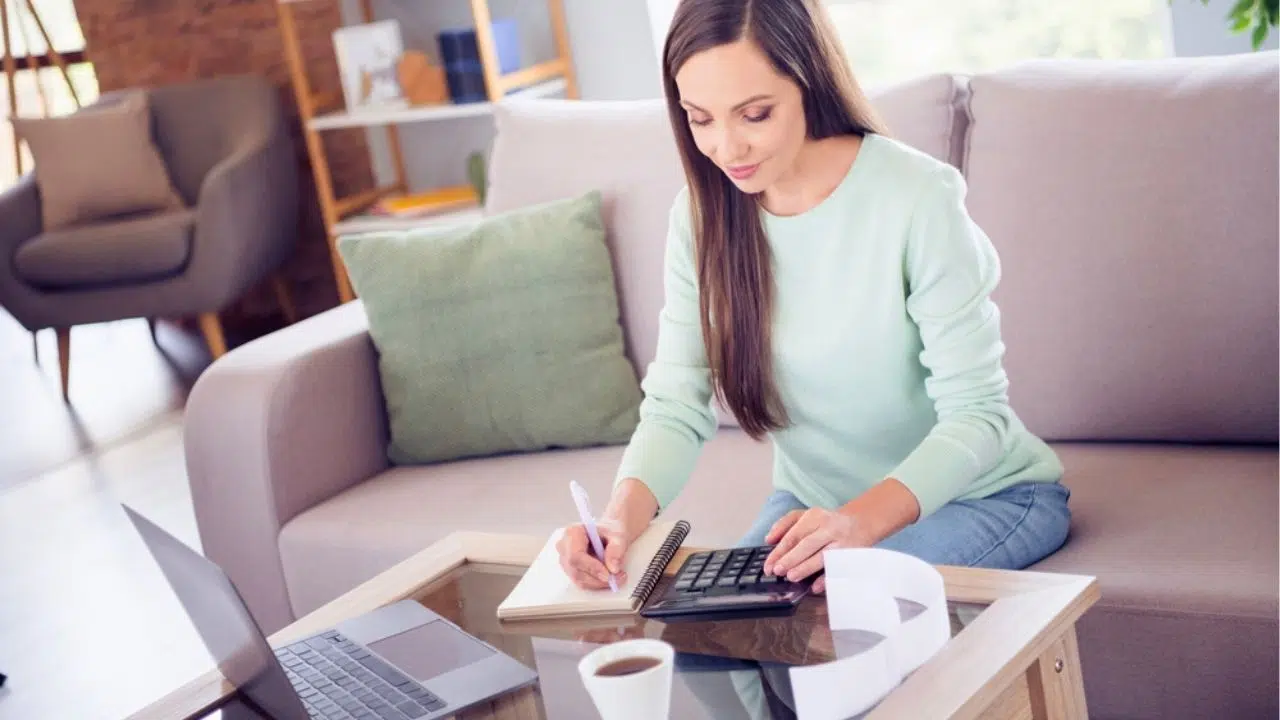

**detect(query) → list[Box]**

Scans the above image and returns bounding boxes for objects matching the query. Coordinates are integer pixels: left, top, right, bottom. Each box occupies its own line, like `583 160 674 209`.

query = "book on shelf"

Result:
370 185 479 218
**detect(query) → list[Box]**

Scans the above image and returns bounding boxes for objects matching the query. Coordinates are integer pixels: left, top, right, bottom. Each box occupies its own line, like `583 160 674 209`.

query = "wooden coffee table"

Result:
130 532 1099 719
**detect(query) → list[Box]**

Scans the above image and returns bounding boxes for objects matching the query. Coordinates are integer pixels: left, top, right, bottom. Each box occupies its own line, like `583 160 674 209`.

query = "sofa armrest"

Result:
185 301 389 633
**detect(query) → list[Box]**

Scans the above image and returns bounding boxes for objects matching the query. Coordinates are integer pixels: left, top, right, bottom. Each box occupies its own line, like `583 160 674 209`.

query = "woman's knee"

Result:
875 481 1072 570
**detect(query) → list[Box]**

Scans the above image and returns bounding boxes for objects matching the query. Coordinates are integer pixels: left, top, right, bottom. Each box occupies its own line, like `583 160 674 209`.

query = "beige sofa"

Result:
184 52 1278 719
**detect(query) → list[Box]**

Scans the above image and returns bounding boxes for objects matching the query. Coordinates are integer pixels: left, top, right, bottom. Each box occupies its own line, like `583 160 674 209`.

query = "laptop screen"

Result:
125 506 307 720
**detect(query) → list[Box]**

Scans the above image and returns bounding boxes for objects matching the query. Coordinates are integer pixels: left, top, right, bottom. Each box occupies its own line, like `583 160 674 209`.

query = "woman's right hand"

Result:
556 520 632 590
556 478 659 590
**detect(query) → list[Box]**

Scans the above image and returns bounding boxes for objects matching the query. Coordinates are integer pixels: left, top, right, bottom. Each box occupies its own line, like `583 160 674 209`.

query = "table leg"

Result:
1027 624 1089 719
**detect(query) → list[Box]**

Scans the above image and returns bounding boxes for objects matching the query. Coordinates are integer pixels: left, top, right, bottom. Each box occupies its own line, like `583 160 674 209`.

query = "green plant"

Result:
1179 0 1279 50
467 150 487 205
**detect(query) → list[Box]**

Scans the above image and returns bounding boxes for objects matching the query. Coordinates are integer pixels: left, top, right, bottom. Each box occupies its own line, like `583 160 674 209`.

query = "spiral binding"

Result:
631 520 692 604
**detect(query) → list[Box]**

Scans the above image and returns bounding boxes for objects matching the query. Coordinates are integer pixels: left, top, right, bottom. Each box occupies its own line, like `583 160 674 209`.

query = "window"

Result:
826 0 1171 91
0 0 100 188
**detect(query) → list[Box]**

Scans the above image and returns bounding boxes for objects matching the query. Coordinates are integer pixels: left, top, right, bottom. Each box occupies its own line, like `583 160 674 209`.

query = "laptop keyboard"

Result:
275 630 448 720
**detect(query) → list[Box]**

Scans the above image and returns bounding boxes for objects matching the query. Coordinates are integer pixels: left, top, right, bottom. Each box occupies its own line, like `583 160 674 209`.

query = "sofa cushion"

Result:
337 191 642 466
866 73 967 169
1030 443 1278 720
14 208 196 289
278 429 774 617
963 52 1279 443
487 99 683 388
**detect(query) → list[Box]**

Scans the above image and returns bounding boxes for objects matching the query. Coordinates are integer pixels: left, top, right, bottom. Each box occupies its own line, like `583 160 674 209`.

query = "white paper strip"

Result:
789 548 950 720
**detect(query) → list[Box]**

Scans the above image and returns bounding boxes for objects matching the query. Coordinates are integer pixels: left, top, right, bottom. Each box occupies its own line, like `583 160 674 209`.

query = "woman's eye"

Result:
689 116 712 127
744 108 773 123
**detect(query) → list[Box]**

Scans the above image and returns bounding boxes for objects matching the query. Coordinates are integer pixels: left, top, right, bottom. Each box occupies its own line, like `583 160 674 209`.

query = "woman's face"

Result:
674 37 807 194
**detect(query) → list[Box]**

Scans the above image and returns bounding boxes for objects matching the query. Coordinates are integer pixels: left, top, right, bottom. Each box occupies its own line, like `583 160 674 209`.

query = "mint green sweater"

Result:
615 133 1064 520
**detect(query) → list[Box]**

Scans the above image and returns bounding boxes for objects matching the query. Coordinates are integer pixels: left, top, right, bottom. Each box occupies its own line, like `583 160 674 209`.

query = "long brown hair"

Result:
662 0 888 439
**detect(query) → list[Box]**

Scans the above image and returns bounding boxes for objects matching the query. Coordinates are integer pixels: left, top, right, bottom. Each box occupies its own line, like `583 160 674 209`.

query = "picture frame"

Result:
332 19 409 112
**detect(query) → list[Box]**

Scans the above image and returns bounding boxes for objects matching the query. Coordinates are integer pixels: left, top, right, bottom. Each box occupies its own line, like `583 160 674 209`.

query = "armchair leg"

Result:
55 327 70 402
198 312 228 359
271 274 298 325
146 317 159 345
31 331 38 365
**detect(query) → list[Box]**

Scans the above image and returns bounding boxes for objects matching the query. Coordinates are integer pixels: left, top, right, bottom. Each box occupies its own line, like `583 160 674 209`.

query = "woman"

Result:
557 0 1070 595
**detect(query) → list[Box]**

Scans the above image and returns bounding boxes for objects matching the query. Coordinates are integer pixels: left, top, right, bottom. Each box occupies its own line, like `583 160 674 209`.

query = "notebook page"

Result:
498 521 679 617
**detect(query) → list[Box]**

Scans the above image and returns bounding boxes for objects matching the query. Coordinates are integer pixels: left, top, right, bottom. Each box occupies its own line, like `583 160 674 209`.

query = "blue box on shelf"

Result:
437 19 522 104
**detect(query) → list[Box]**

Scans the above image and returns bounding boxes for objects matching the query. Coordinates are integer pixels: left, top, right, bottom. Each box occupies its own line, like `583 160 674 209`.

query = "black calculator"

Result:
639 545 817 622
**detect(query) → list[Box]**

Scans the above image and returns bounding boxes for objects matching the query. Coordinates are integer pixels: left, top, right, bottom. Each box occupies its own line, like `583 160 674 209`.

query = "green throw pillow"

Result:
338 190 642 465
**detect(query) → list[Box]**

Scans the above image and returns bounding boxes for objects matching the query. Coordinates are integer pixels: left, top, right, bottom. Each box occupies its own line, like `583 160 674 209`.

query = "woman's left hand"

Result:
762 508 872 594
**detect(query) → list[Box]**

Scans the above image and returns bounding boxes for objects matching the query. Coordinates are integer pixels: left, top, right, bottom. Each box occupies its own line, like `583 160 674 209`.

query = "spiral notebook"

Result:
496 520 691 620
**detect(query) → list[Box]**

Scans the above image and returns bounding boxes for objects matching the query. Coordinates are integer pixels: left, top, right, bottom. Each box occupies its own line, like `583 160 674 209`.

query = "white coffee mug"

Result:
577 638 675 720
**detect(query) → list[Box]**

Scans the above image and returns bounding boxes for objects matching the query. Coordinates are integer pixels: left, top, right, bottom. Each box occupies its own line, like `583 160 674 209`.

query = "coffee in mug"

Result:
594 656 662 677
578 639 675 720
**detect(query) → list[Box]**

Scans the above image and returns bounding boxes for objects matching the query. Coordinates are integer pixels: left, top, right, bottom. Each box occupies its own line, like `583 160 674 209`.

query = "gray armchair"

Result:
0 73 299 400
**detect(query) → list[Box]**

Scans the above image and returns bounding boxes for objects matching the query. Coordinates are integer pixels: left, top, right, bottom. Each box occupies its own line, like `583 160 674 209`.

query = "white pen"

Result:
570 481 618 592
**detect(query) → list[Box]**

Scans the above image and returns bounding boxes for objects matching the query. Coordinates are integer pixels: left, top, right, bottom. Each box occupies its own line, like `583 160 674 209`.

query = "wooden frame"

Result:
274 0 581 305
1 0 85 178
128 532 1099 720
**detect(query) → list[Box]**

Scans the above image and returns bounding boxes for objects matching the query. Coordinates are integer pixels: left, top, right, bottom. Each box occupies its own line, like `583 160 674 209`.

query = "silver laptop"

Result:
123 505 537 720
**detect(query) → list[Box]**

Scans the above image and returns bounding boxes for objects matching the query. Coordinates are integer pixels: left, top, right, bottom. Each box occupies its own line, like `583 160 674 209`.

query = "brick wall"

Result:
72 0 371 329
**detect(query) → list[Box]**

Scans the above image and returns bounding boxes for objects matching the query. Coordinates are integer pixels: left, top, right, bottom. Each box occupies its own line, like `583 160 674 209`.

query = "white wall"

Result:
645 0 677 63
341 0 660 191
1168 0 1278 55
568 0 662 101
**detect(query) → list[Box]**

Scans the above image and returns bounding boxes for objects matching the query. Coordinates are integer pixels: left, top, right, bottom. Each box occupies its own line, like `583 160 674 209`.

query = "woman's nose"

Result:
716 127 749 164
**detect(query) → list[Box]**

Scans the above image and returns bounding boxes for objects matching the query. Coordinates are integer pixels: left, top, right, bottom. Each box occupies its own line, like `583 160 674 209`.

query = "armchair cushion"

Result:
15 209 195 289
337 190 643 466
11 92 184 230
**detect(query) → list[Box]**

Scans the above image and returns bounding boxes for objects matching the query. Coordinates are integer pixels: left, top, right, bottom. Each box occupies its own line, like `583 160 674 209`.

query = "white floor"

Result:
0 316 225 720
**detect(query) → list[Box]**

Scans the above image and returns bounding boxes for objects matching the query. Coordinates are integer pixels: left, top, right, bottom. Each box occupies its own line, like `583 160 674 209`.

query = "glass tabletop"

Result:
410 563 988 720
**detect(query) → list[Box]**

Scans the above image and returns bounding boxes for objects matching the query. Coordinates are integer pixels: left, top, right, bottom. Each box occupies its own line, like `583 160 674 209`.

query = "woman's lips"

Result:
726 162 760 180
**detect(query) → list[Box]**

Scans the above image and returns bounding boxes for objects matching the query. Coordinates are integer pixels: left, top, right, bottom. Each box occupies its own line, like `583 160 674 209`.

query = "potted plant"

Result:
1181 0 1279 49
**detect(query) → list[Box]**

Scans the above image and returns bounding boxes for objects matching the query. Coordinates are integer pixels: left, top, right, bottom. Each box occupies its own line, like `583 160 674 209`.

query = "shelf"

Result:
333 185 402 216
332 205 485 236
309 77 567 130
276 0 579 304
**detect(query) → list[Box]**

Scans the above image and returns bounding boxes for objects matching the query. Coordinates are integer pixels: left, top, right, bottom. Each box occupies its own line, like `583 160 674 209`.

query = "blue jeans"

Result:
738 480 1072 569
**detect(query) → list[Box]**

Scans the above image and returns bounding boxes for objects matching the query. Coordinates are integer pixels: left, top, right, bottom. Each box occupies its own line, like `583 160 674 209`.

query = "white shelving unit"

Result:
332 205 485 236
308 77 567 130
276 0 579 304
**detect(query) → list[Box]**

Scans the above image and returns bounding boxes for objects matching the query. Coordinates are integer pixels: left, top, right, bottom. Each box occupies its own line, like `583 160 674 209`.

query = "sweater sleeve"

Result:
614 190 719 510
888 164 1015 519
